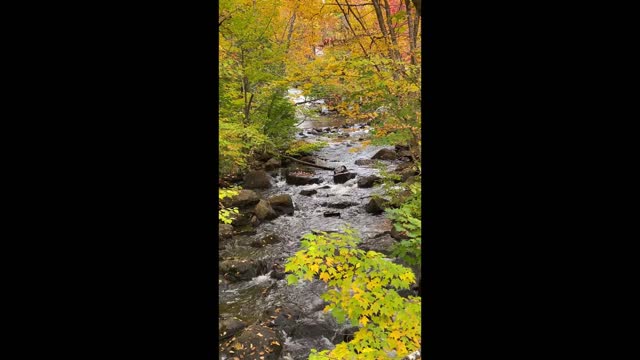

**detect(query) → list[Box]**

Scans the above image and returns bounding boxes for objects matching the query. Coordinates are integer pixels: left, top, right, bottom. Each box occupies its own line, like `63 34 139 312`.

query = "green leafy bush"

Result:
285 226 421 359
285 140 328 157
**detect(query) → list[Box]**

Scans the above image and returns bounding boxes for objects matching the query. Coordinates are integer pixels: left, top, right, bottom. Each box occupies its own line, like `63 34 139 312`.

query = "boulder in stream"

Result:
357 175 381 188
219 317 247 340
323 211 341 218
286 170 322 185
321 201 358 209
243 170 272 189
219 224 234 240
264 158 282 171
219 258 269 282
254 199 278 220
333 172 356 184
357 233 396 255
224 189 260 208
268 194 294 215
371 148 397 160
220 324 283 360
365 197 389 214
250 233 282 248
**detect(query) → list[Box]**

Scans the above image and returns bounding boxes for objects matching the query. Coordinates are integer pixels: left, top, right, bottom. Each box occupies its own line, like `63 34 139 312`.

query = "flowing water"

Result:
219 98 411 359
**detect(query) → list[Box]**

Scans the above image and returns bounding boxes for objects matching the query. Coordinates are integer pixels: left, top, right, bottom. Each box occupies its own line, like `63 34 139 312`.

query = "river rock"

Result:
268 194 294 215
219 224 234 239
300 189 317 196
269 263 286 280
250 233 282 248
264 158 282 171
219 317 247 340
323 211 340 218
224 189 260 208
321 201 358 209
292 313 339 341
357 233 396 255
371 148 397 160
231 212 253 227
286 171 322 185
357 175 381 188
243 170 272 189
254 199 278 220
220 259 269 282
263 305 301 334
365 197 388 214
333 172 356 184
234 225 257 236
355 159 376 166
333 165 347 174
398 150 413 159
221 325 283 360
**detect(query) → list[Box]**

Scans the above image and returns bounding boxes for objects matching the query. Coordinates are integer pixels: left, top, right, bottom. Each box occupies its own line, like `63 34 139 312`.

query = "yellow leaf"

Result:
309 263 320 274
360 316 369 327
319 272 330 282
325 257 334 267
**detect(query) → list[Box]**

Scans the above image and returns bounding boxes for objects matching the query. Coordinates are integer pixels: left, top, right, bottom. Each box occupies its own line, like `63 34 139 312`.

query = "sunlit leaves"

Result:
284 226 421 358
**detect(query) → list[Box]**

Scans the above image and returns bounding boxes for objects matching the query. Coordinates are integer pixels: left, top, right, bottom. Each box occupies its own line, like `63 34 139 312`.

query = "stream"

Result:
218 96 417 359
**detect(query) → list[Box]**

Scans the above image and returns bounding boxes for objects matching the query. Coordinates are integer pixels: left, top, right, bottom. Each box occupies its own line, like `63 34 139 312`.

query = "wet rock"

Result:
354 159 376 166
254 199 278 220
220 324 282 360
333 165 347 174
371 148 397 160
250 215 260 227
268 194 294 215
243 170 272 189
219 259 268 282
264 158 282 171
318 185 331 189
398 150 413 159
365 197 389 214
395 144 410 152
357 234 396 255
224 189 260 208
323 211 341 218
263 306 301 334
321 201 358 209
251 233 282 248
333 172 356 184
219 317 247 340
219 224 234 239
300 189 317 196
270 264 286 280
283 337 336 360
292 313 339 341
231 212 253 227
286 171 322 185
395 162 414 171
357 175 381 188
234 225 257 236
